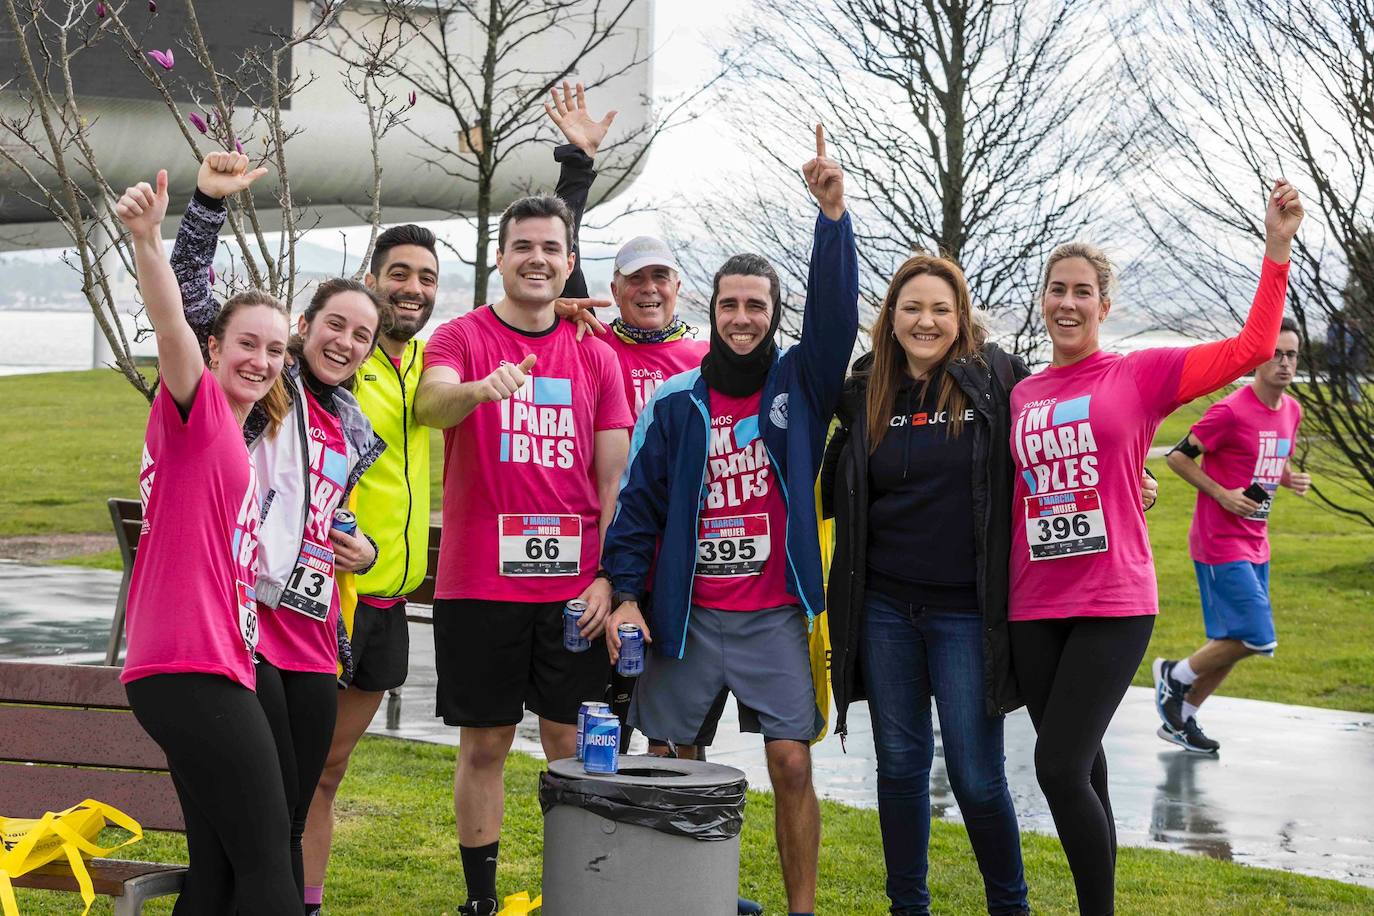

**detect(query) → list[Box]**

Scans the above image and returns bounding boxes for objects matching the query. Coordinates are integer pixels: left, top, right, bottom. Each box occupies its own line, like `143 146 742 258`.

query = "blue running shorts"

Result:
1194 560 1276 655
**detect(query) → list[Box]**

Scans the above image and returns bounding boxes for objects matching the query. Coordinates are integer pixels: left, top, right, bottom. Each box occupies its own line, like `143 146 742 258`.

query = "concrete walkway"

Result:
4 560 1372 888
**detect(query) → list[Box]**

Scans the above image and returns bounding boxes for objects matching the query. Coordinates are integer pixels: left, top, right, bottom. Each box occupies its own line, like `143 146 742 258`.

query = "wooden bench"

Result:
0 661 185 915
103 499 441 728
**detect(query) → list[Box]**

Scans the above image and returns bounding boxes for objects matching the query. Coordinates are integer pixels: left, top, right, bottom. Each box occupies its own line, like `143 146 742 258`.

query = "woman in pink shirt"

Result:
115 171 300 914
1007 181 1304 914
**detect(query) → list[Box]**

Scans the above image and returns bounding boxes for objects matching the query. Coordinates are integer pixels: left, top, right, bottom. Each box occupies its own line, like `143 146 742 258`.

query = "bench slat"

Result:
12 859 184 897
0 706 168 770
0 763 185 832
0 663 128 708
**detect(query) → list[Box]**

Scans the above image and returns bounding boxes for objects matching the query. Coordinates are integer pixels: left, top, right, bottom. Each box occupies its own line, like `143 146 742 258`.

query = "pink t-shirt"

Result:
1008 348 1188 621
424 306 634 602
691 389 793 612
256 389 347 673
1188 386 1301 565
122 369 262 689
598 331 708 417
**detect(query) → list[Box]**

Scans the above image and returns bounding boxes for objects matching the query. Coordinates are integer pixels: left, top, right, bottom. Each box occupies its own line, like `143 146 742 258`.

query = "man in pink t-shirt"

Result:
414 193 632 916
1153 319 1308 753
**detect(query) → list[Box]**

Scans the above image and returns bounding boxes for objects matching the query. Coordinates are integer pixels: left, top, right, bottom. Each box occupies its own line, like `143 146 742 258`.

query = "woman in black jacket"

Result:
821 254 1030 916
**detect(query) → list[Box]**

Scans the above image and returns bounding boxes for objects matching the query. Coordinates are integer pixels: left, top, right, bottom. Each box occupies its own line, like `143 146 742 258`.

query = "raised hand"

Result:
1264 178 1304 262
544 81 617 158
114 169 170 241
801 123 845 221
476 354 536 403
197 151 270 201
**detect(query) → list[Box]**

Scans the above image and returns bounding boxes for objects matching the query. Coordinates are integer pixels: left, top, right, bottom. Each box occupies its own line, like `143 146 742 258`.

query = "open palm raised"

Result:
544 81 618 158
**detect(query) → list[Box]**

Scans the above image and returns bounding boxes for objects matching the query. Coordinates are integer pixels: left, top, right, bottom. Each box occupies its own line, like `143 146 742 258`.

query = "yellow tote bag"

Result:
808 420 839 745
0 799 142 916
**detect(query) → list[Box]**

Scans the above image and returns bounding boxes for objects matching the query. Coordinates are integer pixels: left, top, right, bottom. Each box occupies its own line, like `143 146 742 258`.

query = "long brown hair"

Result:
210 290 291 438
866 254 984 454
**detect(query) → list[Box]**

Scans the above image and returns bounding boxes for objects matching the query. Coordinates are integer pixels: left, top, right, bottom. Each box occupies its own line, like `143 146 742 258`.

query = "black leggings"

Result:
255 660 338 901
1009 615 1154 916
125 673 299 916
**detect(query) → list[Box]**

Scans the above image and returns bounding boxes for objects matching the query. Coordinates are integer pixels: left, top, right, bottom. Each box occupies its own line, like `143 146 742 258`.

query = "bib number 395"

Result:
499 514 582 576
1026 488 1108 561
696 513 770 577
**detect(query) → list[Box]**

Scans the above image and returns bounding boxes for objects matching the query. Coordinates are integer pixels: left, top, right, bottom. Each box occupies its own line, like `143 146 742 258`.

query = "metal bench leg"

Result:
114 868 186 915
385 686 402 730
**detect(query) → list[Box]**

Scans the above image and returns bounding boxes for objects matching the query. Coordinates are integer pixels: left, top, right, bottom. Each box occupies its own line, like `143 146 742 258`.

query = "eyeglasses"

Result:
1272 350 1299 364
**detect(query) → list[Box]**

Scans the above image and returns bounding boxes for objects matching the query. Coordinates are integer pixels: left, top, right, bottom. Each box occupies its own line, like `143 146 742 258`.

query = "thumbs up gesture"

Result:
114 169 171 241
801 124 845 221
197 151 270 201
477 354 537 403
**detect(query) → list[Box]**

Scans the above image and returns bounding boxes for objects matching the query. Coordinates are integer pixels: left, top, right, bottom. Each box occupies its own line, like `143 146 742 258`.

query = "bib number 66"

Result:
524 537 561 560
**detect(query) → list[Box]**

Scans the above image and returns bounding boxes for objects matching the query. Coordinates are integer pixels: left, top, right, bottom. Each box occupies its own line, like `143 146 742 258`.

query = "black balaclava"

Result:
700 261 783 397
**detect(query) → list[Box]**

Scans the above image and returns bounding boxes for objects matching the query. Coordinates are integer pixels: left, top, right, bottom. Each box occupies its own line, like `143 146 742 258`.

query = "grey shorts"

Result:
629 604 820 744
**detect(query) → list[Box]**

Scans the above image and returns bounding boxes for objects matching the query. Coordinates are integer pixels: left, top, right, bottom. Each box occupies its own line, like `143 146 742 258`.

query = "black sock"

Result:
460 840 500 902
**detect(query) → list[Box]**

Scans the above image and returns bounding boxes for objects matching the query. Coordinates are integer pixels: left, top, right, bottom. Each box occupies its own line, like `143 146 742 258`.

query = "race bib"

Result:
1025 488 1109 561
499 514 582 576
236 580 259 651
280 542 335 622
696 514 771 577
1247 480 1279 521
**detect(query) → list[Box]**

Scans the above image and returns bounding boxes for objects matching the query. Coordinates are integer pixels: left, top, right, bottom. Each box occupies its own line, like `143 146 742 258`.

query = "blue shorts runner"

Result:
1194 560 1276 655
629 604 821 745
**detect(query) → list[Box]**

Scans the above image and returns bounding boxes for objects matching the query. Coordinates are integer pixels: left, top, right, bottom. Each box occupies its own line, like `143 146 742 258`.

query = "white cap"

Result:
614 236 681 277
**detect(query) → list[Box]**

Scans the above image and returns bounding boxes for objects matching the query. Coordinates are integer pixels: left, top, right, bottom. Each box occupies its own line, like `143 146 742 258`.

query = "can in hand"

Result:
563 599 590 652
331 509 357 536
576 700 610 761
616 623 644 677
582 711 620 774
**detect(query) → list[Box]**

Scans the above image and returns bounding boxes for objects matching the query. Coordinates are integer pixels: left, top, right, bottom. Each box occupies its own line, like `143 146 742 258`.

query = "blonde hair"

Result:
211 290 291 438
1040 242 1117 303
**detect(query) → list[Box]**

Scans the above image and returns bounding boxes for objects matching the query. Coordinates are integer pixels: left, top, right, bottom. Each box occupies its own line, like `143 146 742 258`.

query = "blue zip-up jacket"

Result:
603 210 859 660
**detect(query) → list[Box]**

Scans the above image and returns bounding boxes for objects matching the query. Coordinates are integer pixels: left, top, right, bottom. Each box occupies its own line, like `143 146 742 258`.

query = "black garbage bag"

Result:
538 768 747 841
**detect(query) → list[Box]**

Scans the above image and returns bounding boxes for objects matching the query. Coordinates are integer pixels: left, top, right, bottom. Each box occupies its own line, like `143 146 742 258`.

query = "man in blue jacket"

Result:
603 126 857 916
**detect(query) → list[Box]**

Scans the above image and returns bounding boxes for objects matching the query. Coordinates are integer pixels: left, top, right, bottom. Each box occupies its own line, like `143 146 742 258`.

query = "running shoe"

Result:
1152 657 1189 734
737 895 764 914
457 898 499 916
1156 717 1221 754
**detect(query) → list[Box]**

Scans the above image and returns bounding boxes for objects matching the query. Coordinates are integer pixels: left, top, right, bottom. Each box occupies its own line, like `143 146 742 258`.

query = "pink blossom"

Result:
234 139 244 155
96 2 107 18
149 1 157 12
146 49 174 70
187 112 208 134
409 90 417 107
208 265 216 285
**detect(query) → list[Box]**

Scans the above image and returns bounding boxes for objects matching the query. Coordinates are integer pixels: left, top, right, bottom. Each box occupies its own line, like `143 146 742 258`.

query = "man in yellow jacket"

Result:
302 225 439 916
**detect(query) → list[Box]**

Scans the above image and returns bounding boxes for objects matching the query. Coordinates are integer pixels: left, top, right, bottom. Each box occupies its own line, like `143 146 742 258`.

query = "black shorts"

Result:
433 598 610 727
349 598 410 692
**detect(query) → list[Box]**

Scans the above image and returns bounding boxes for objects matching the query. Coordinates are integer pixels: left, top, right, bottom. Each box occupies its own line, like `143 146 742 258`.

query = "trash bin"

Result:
539 755 747 916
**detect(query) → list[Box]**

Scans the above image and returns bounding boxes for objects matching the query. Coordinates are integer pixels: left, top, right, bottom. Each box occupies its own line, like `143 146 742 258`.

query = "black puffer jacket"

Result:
821 342 1030 734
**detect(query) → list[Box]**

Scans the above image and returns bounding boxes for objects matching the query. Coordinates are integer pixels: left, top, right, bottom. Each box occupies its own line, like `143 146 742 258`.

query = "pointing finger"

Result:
815 123 825 160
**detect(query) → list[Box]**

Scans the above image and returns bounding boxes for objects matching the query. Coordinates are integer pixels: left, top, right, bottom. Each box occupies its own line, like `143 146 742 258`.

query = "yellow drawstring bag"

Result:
0 800 142 916
496 891 542 914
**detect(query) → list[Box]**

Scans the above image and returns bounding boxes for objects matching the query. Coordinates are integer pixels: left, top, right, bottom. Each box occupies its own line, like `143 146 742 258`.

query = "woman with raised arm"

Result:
115 170 299 914
167 152 392 906
1007 181 1304 914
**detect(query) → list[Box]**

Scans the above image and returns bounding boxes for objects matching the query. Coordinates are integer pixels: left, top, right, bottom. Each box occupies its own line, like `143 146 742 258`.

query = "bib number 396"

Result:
1026 488 1108 561
499 514 582 576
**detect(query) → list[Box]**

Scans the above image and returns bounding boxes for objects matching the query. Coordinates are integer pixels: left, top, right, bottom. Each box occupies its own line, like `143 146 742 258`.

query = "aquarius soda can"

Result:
563 599 590 652
582 711 620 774
616 623 644 677
576 700 610 761
331 509 357 536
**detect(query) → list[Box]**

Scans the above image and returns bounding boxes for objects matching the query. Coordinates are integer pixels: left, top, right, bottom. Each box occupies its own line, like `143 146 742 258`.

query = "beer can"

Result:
616 623 644 677
576 700 610 762
563 600 590 652
582 711 620 774
331 509 357 536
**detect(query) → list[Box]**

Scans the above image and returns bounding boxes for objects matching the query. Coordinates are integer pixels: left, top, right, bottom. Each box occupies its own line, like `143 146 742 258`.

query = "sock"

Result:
1183 702 1200 721
460 840 500 903
304 886 323 907
1173 658 1198 685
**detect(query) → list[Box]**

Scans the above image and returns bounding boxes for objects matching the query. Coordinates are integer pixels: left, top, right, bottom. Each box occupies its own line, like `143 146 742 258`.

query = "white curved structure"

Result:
0 0 653 250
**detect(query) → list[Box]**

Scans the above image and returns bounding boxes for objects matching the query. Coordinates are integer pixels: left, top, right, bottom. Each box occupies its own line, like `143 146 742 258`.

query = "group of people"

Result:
115 81 1306 916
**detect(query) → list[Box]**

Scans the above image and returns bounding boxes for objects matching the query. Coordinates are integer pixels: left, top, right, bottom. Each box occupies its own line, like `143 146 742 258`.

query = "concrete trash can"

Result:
539 755 747 916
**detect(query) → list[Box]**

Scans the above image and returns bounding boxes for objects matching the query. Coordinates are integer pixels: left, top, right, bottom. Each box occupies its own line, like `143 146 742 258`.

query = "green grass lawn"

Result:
12 736 1374 915
3 370 1372 711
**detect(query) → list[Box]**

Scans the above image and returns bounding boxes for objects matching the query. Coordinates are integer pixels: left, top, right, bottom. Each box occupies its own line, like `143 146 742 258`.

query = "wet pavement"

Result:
4 559 1373 887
